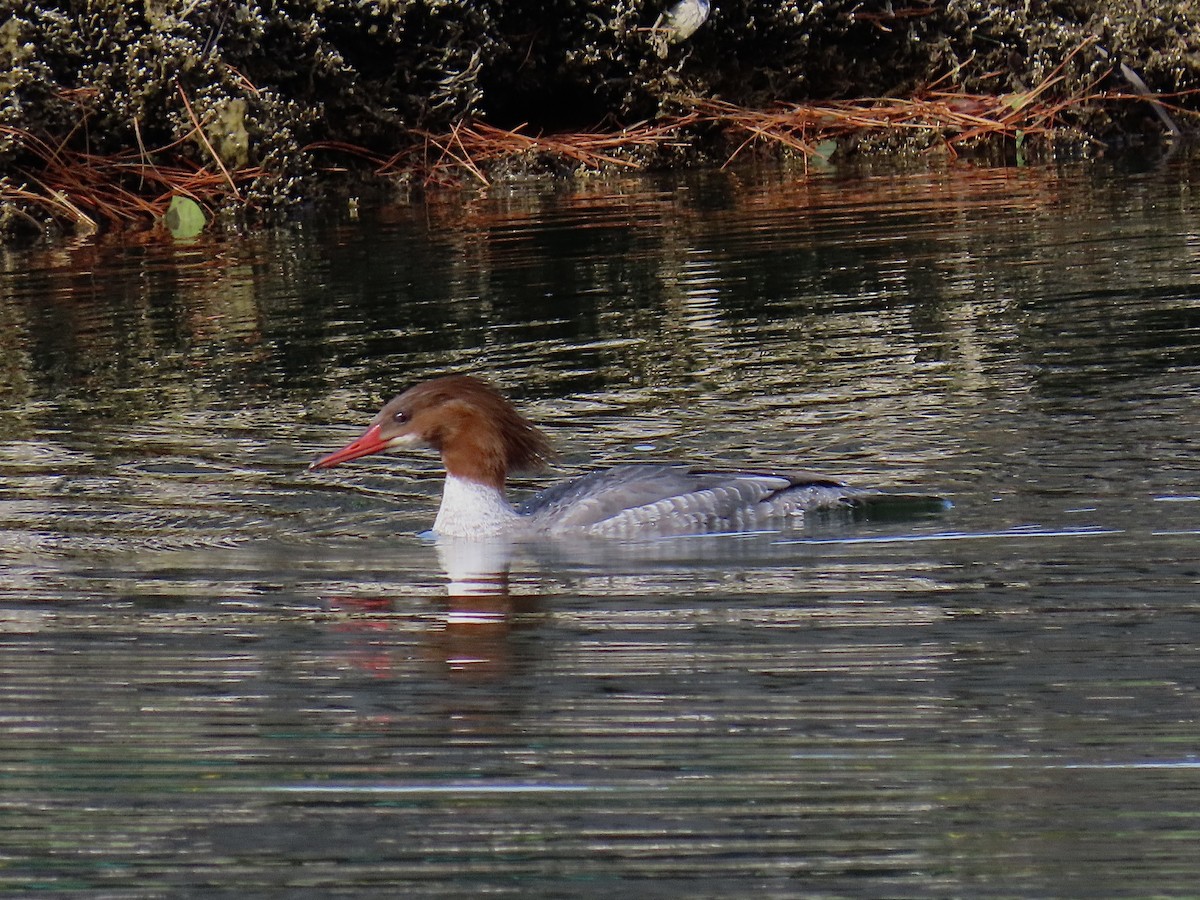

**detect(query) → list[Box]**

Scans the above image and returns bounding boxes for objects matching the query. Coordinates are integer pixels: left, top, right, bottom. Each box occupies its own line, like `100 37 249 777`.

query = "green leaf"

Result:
1002 92 1030 112
164 196 206 239
813 139 838 162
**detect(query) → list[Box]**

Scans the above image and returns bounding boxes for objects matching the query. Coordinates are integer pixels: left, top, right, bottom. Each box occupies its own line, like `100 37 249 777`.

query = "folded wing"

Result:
517 463 856 536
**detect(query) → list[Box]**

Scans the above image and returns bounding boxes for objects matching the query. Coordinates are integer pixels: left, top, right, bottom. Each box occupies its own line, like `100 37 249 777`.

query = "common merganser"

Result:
311 375 881 539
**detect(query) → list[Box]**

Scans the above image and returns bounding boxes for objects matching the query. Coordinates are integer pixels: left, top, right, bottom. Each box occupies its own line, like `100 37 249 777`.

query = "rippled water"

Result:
2 163 1200 896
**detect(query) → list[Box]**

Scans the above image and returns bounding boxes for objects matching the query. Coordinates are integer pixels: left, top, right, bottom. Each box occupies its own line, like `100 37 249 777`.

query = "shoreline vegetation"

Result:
2 1 1198 239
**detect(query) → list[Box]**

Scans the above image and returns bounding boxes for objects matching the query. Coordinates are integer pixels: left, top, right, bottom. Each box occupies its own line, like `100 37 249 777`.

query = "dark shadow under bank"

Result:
2 0 1198 239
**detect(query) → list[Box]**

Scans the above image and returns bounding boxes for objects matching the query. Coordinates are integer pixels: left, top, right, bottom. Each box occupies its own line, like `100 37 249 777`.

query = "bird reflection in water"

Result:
326 535 536 682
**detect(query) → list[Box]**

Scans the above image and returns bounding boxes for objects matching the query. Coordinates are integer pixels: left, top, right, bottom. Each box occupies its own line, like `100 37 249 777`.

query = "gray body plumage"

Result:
517 463 858 537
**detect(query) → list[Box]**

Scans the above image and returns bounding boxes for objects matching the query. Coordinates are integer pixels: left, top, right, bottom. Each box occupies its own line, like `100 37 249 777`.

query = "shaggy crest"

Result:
382 375 553 487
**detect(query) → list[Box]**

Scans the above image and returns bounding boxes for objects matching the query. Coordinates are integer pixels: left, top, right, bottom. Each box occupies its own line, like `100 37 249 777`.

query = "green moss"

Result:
204 97 250 169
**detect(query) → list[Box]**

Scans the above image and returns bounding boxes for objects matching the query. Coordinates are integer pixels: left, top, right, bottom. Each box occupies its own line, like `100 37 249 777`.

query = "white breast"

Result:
433 474 520 538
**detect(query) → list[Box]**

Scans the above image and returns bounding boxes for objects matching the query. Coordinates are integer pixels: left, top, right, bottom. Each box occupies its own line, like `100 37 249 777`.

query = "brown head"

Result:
310 375 553 489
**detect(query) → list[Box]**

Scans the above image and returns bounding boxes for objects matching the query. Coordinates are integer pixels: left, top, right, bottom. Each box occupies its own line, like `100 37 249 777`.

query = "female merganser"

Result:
311 375 875 539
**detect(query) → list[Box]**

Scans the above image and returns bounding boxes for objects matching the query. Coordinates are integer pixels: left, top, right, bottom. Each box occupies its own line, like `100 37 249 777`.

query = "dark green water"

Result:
2 163 1200 897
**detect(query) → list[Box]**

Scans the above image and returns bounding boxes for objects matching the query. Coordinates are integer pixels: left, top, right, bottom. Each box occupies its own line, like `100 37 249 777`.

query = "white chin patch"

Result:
386 433 422 449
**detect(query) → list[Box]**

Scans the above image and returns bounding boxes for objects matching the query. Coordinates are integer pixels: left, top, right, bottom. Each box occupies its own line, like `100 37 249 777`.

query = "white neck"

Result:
433 473 520 538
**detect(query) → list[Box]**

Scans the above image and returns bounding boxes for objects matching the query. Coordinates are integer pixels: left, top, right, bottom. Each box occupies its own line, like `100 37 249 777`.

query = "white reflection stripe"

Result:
1055 761 1200 769
780 527 1123 545
791 753 1200 770
259 784 605 794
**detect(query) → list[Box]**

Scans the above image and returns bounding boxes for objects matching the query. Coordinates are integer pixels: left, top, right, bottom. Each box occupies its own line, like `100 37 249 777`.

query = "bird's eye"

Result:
393 410 410 424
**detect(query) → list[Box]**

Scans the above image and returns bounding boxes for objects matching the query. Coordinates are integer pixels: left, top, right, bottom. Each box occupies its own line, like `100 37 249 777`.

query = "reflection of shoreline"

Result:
0 237 272 432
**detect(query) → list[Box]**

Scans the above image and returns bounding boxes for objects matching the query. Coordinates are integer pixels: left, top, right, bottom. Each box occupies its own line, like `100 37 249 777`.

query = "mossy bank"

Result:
2 0 1198 237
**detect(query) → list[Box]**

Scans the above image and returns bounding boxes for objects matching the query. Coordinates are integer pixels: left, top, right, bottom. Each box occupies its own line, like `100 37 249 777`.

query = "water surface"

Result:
2 163 1200 896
